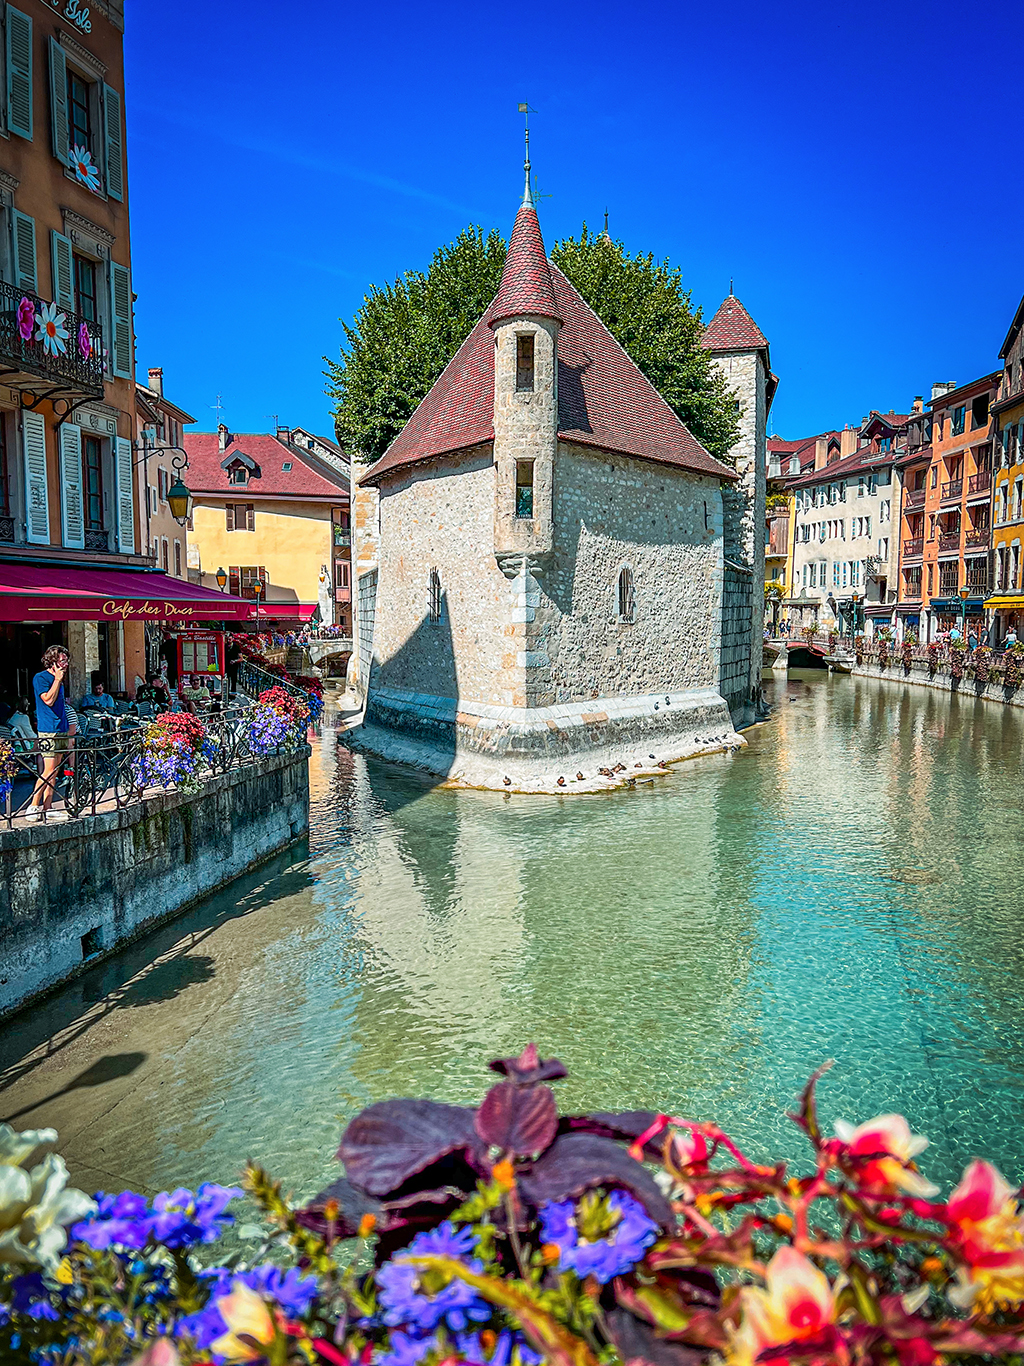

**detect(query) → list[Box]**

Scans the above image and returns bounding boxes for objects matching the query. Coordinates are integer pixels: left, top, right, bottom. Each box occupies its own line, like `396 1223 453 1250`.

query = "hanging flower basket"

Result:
133 712 215 791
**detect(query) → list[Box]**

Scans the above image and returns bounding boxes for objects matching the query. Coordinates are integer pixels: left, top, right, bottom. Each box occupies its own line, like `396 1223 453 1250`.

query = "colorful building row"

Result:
765 289 1024 645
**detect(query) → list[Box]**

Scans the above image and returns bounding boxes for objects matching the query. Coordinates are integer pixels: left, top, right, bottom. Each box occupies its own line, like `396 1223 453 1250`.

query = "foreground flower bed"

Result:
2 1049 1024 1364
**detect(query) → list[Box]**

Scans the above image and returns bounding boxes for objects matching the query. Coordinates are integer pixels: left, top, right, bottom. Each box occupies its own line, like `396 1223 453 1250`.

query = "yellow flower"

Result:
727 1246 836 1366
211 1283 277 1363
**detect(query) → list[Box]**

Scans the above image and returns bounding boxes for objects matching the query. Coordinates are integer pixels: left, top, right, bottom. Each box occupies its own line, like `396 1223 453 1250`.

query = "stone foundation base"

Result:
342 686 745 793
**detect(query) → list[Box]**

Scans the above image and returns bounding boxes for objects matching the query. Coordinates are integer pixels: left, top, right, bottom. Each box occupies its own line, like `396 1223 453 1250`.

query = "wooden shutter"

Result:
225 503 235 531
6 6 32 140
50 230 74 310
48 37 69 165
246 503 254 530
115 435 134 552
102 83 123 201
21 410 48 544
109 261 132 378
229 567 240 596
59 423 84 549
12 209 36 291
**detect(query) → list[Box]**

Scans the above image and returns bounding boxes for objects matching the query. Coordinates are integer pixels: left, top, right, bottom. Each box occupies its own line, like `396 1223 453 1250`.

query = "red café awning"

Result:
0 563 256 622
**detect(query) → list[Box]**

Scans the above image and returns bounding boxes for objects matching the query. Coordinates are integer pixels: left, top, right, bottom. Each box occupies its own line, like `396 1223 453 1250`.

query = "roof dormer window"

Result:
230 466 248 485
282 462 292 472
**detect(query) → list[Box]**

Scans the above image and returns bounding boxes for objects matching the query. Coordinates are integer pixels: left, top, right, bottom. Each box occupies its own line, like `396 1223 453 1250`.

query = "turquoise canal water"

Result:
1 671 1023 1205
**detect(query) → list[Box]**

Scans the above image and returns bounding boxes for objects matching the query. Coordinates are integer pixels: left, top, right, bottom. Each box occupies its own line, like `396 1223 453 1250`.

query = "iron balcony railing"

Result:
968 469 992 495
902 583 923 599
0 279 105 396
902 536 924 557
938 533 961 552
965 528 990 548
904 488 926 509
940 478 964 502
0 705 307 829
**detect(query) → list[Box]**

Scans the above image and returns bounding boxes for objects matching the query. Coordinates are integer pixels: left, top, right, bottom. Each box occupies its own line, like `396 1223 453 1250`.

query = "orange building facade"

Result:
897 374 998 642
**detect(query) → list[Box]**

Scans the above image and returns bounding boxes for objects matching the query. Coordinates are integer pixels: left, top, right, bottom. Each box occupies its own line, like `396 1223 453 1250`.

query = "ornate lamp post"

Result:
215 567 227 592
959 585 969 641
252 576 263 631
162 450 193 528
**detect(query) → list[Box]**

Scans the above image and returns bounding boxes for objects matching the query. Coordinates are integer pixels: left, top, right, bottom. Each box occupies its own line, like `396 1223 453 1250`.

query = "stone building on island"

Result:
348 172 774 791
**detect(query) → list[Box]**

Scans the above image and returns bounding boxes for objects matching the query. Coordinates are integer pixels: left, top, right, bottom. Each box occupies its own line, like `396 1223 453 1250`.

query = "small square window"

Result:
282 461 292 471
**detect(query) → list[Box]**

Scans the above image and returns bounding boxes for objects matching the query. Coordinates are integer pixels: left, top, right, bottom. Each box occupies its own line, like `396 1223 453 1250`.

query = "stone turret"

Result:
489 165 561 566
702 292 774 726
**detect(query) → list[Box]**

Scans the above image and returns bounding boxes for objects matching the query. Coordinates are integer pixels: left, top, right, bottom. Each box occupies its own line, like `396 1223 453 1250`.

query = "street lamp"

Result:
215 567 227 591
849 592 860 643
959 585 969 641
252 576 263 631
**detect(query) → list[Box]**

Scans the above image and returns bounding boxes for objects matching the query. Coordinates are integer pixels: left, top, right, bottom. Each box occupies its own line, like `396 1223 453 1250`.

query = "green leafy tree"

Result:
326 226 506 464
328 223 741 463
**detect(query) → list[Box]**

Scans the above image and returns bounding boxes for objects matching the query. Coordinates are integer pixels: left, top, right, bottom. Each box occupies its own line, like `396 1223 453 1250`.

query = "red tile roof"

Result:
487 202 560 327
183 433 348 498
787 442 896 488
363 263 734 485
701 295 769 353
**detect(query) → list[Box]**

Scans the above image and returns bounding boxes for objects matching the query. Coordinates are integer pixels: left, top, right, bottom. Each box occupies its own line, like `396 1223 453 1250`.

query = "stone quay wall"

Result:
0 749 310 1019
851 657 1024 708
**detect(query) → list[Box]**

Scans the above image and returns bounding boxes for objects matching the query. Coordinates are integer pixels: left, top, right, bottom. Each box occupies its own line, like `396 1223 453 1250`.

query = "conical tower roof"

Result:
701 293 768 352
487 194 561 328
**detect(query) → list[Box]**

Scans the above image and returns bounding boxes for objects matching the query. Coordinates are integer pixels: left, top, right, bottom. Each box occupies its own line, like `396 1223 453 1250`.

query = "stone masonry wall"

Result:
0 749 310 1019
542 443 724 701
370 446 515 706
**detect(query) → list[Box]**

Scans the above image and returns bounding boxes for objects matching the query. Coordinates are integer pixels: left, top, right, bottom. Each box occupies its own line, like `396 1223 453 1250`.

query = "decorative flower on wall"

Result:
35 302 69 357
16 296 34 342
77 322 92 360
70 144 101 193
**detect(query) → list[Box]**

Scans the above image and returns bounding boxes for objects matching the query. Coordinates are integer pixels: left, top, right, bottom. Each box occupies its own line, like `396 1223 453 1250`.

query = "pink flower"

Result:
833 1113 939 1198
670 1129 709 1168
16 296 34 342
78 322 91 359
945 1160 1024 1312
727 1246 840 1365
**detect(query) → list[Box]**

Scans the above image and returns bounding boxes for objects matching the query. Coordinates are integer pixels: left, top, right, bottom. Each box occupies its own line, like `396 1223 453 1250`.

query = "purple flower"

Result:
149 1183 242 1247
455 1330 543 1366
377 1222 490 1334
538 1191 657 1284
72 1189 152 1250
16 296 33 342
174 1264 317 1355
9 1272 62 1321
78 321 91 359
377 1330 437 1366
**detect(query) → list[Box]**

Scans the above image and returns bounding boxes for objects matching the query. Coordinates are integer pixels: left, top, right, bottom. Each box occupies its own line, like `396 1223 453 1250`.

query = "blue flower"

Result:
455 1329 543 1366
149 1183 242 1248
9 1272 61 1321
377 1222 490 1334
72 1189 152 1250
174 1263 318 1356
377 1330 437 1366
538 1191 657 1284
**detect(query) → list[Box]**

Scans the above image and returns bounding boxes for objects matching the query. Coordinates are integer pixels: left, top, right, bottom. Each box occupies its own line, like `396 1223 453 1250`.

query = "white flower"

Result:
0 1125 95 1269
71 143 101 193
35 301 69 357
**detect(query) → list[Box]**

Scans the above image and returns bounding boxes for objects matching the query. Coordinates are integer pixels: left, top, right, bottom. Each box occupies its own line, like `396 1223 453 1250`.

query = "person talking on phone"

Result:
26 644 71 823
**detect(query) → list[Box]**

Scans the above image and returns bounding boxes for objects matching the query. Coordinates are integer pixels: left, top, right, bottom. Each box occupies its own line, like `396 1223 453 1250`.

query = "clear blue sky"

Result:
125 0 1023 443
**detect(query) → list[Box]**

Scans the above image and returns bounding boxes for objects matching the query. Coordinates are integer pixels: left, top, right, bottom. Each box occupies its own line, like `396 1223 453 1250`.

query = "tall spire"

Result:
522 124 533 207
488 112 561 327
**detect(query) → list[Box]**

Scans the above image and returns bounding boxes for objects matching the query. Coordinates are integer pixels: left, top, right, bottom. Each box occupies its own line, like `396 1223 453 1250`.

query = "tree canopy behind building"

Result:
327 224 741 464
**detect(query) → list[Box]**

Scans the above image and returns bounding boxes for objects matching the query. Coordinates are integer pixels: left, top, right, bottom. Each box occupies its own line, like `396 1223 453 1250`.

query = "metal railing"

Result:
968 470 991 494
965 528 990 547
902 537 924 557
904 488 926 509
938 533 961 551
940 478 963 501
237 658 312 706
1 706 306 830
0 279 105 396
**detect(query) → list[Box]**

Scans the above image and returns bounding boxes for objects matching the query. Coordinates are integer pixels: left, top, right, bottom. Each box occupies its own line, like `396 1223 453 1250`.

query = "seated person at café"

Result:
5 697 36 739
135 672 172 711
80 676 116 712
179 675 212 713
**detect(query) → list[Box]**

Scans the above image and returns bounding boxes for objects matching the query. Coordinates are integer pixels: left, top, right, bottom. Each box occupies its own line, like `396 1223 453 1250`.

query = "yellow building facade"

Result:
183 426 351 628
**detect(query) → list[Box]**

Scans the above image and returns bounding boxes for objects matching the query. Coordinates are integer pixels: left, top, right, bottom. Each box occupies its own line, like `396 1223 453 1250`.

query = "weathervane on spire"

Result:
518 103 536 206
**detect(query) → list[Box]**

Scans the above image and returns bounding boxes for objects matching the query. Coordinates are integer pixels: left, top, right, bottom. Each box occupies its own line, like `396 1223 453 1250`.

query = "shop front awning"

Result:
0 562 256 622
984 596 1024 610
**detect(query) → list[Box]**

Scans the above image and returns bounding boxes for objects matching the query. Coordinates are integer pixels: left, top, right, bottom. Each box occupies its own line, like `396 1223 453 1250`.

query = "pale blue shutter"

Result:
109 261 132 377
115 435 134 552
59 423 84 549
5 6 32 140
48 37 69 165
50 229 73 310
22 409 48 544
12 208 36 291
102 83 123 201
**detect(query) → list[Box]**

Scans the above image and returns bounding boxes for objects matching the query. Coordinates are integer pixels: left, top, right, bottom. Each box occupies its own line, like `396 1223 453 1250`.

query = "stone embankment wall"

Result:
0 749 310 1019
852 657 1024 708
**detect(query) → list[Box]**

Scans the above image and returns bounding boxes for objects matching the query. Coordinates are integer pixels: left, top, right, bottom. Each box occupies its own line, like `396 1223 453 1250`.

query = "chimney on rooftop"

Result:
814 436 828 471
840 425 858 457
218 422 230 452
147 367 163 396
911 396 924 414
931 381 956 401
276 425 291 445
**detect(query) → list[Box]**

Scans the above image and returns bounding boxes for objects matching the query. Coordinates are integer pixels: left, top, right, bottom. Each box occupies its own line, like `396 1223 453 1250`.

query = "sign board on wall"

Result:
176 631 225 677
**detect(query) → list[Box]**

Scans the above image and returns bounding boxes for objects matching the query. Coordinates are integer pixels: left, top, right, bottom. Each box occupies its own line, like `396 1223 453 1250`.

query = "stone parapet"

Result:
351 685 742 792
0 748 310 1019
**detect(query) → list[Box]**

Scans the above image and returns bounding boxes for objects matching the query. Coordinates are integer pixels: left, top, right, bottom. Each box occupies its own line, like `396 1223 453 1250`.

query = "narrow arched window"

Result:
617 566 635 623
429 567 442 624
